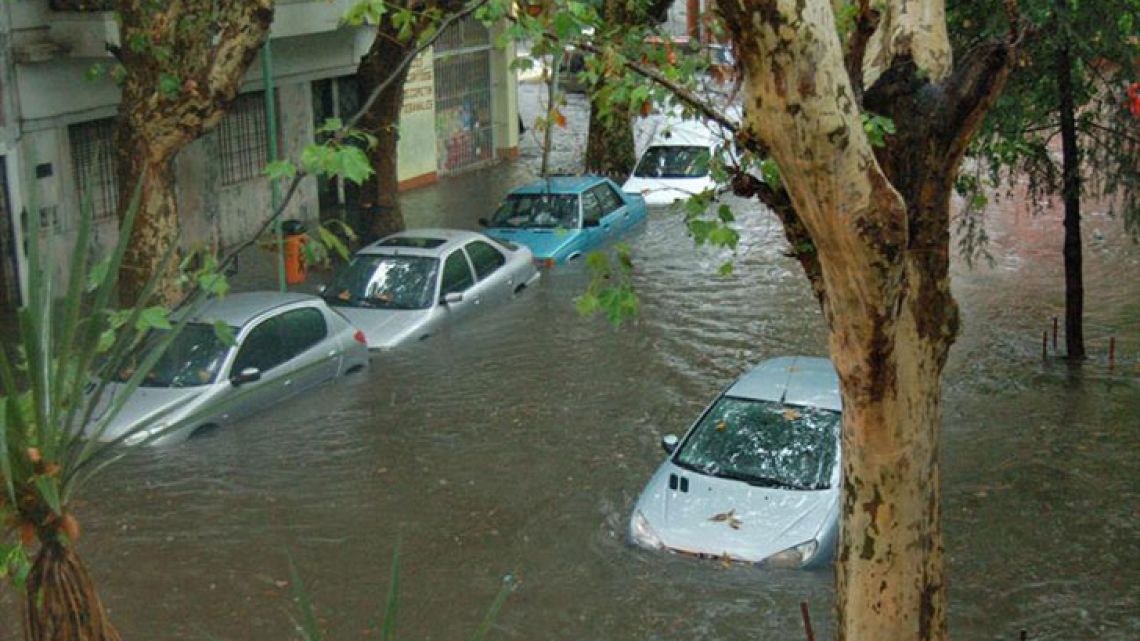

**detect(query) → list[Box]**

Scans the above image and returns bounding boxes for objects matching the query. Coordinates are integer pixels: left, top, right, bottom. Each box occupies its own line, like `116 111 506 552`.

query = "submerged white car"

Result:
629 356 842 568
624 113 745 206
323 229 540 349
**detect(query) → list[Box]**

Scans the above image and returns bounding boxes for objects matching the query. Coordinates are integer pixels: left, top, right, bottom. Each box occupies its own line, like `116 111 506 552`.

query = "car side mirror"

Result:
583 218 601 228
661 434 679 454
230 367 262 386
478 217 490 227
442 291 464 305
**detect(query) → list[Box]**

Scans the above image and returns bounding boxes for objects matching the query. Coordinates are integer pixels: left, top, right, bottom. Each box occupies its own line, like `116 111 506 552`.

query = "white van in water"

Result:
623 117 729 206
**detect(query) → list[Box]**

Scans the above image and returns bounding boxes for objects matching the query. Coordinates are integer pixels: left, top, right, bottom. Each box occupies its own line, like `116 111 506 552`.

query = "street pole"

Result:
262 39 285 292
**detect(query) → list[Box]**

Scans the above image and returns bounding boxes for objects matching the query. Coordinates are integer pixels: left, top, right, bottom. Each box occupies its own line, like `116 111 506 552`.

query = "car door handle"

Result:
284 379 293 387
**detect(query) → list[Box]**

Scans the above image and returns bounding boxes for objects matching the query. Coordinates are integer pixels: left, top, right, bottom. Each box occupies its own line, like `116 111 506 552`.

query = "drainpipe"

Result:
262 39 285 292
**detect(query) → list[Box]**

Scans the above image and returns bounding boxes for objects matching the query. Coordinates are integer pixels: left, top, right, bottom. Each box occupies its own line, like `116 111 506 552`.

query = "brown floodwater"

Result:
1 87 1136 641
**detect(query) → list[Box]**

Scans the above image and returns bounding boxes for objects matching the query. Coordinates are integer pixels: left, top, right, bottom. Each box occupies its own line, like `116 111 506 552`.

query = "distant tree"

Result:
582 0 673 176
114 0 274 306
951 0 1139 360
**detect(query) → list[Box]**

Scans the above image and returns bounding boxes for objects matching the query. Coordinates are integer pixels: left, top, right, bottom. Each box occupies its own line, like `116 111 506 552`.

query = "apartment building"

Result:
0 0 519 305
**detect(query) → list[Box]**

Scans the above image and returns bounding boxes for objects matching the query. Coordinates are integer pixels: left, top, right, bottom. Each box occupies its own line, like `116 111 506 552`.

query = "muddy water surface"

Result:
2 87 1136 641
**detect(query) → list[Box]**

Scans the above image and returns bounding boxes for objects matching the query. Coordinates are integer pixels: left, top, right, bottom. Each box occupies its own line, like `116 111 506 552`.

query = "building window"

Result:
218 91 278 186
68 118 119 221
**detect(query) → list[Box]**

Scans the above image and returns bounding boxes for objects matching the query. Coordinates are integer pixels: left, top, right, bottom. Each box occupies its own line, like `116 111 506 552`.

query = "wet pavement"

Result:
2 84 1137 640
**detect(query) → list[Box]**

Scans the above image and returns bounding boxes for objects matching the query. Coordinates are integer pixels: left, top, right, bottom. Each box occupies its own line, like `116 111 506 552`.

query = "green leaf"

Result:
265 160 298 181
718 261 734 276
34 475 62 515
574 293 600 316
717 204 735 223
86 257 111 293
136 306 173 332
85 63 106 83
335 146 373 185
212 321 236 348
317 226 351 262
708 225 740 250
158 73 181 99
316 118 344 135
196 271 229 298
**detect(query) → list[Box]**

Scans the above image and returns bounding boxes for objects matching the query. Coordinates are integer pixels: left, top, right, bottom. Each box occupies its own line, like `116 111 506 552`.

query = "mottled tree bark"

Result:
356 28 412 244
114 0 273 306
715 1 1015 639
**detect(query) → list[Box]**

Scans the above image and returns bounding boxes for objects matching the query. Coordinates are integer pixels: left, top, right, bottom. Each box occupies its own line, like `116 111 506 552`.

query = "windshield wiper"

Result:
716 469 813 491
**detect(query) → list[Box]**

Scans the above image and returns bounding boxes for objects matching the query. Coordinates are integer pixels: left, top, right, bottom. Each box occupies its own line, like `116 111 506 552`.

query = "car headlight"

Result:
630 510 663 550
123 422 168 447
763 540 819 568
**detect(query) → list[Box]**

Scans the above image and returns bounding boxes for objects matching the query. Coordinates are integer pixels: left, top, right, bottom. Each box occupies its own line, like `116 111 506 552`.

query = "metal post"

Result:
262 39 285 292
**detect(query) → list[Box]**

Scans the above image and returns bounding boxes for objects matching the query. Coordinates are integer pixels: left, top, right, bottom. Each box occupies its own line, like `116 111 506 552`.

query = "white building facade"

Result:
0 0 519 306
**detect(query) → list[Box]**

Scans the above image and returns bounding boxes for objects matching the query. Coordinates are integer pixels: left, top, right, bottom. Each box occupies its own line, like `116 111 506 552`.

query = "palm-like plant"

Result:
0 180 216 641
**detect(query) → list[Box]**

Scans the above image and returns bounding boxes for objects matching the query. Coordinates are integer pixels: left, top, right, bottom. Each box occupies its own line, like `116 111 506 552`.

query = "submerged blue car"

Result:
479 176 647 266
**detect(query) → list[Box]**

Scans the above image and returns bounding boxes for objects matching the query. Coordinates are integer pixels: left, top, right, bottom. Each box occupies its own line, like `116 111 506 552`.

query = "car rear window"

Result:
378 237 447 249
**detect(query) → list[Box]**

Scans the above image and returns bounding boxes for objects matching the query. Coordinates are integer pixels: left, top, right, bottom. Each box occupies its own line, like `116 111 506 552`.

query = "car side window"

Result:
465 241 506 281
279 307 328 359
594 184 624 215
232 316 287 374
440 250 475 296
582 191 604 225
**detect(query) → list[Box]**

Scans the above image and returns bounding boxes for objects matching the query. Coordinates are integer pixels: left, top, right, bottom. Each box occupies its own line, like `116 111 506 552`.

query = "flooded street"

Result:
3 87 1136 641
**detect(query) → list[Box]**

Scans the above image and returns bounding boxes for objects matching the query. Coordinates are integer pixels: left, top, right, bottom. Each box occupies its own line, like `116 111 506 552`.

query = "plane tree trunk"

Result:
114 0 273 306
716 0 1016 639
356 27 411 245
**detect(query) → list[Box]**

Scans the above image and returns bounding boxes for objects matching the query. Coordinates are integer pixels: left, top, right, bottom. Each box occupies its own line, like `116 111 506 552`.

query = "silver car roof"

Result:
726 356 841 412
356 228 486 258
188 291 321 328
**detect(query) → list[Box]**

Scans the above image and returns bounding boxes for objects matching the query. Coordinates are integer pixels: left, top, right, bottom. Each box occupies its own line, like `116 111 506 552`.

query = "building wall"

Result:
397 51 438 188
211 82 319 248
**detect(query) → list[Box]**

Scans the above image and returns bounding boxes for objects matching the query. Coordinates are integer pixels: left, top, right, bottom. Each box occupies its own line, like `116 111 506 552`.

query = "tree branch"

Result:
343 0 489 133
844 0 880 104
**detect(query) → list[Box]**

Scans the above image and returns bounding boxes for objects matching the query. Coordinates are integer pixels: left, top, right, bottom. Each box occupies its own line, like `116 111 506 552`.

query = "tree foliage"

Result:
952 0 1140 248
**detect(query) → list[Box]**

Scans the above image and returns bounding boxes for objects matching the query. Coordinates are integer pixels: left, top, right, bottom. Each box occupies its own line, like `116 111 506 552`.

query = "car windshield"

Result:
633 145 712 178
488 194 579 229
674 397 840 490
114 323 230 388
323 254 439 310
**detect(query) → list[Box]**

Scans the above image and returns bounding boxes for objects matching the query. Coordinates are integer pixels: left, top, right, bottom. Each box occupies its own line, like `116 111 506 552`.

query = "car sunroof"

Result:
378 237 447 248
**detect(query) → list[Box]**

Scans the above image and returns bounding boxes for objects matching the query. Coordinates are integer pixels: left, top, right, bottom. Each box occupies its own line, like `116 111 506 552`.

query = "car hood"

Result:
622 176 714 205
86 383 206 442
483 228 579 260
635 461 838 563
334 307 433 349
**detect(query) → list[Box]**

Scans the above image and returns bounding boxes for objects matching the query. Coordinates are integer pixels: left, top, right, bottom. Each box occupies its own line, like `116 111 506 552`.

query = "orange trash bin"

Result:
282 220 307 285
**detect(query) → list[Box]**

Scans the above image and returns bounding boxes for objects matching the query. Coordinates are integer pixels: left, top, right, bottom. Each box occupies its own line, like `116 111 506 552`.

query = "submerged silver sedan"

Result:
322 229 540 349
629 356 842 568
89 292 370 447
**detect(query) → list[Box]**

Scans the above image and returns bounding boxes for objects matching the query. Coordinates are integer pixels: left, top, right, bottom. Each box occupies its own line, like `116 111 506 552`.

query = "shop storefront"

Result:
433 16 494 174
